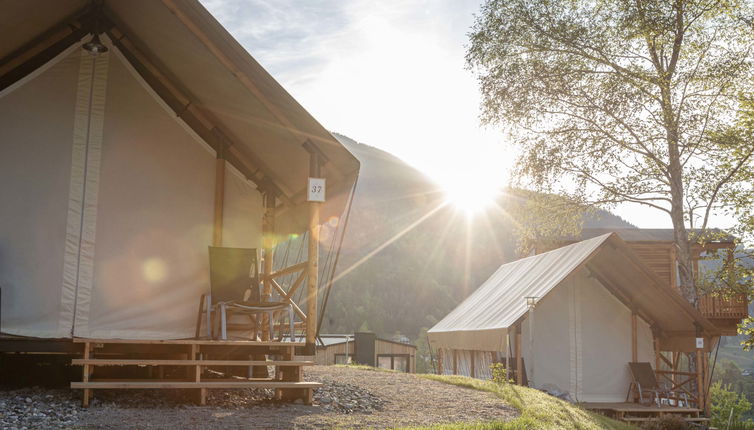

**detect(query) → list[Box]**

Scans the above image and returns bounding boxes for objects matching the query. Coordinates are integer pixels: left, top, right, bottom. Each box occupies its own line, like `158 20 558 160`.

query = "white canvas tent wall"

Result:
428 233 719 402
0 0 359 340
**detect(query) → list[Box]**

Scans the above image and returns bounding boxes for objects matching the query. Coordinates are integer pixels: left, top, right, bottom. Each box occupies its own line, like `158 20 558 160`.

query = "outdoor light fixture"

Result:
525 296 539 308
83 34 108 56
83 33 108 55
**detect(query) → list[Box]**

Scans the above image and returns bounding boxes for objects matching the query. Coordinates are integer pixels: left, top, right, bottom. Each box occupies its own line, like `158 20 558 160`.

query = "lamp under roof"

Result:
83 33 108 55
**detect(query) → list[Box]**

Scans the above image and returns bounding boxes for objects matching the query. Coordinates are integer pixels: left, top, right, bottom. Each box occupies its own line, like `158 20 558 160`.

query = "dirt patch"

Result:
0 366 517 429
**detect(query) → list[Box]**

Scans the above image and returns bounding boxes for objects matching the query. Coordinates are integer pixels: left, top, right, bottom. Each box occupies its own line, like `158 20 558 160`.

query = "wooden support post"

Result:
669 246 677 290
452 349 458 375
437 348 443 375
631 311 638 363
470 350 476 378
261 191 275 341
703 349 710 414
82 342 91 407
515 325 523 386
191 344 206 405
212 156 225 247
305 152 321 354
696 348 704 409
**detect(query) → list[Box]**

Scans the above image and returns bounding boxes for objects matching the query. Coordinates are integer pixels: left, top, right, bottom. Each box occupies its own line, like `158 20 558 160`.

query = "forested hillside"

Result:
318 134 635 340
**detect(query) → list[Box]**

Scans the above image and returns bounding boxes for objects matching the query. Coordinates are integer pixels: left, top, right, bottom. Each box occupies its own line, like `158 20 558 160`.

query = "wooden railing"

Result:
698 293 749 319
655 369 699 408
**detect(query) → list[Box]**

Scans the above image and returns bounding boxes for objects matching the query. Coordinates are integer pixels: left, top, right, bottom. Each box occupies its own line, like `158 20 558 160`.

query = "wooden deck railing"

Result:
697 293 749 319
655 369 699 408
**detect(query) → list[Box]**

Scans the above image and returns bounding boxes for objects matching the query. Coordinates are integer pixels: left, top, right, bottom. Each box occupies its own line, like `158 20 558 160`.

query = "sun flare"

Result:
441 176 501 216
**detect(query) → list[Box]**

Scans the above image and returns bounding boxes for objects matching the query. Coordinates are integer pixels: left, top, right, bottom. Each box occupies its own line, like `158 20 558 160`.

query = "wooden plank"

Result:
631 311 638 362
263 262 307 281
305 151 321 352
72 359 314 366
270 279 307 321
73 338 303 346
72 381 321 389
82 342 91 408
212 157 225 246
515 325 523 385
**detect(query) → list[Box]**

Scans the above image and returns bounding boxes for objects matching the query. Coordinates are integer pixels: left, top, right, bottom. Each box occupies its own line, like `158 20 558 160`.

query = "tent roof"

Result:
0 0 359 214
428 233 718 350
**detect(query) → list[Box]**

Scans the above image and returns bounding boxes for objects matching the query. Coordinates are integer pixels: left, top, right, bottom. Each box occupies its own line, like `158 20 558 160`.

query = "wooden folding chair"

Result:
626 362 688 406
195 247 294 341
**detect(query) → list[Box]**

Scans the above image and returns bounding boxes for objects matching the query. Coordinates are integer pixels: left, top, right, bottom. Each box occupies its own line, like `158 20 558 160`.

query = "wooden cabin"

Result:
429 232 744 422
538 228 749 336
313 333 417 373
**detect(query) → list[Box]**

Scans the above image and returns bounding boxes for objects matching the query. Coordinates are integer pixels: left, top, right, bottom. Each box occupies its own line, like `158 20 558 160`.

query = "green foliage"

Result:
725 421 754 430
710 381 753 428
713 359 744 388
490 363 513 385
467 0 754 303
414 328 435 374
418 374 634 430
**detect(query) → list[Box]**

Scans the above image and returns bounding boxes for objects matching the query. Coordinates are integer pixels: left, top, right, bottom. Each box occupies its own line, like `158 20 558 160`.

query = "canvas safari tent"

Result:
0 0 359 343
428 233 720 404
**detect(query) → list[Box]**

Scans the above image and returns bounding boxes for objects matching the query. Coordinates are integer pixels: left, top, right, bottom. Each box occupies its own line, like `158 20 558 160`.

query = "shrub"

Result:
640 415 688 430
710 381 753 428
490 363 512 384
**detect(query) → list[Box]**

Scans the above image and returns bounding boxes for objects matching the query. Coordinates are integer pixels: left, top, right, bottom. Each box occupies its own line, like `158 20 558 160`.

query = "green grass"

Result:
404 374 637 430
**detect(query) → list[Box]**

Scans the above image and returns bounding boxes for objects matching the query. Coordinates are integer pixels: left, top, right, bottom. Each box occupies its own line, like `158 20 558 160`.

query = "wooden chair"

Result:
195 246 295 341
626 362 688 407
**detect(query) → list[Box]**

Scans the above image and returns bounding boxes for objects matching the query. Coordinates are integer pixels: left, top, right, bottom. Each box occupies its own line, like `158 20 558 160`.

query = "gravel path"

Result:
0 366 517 429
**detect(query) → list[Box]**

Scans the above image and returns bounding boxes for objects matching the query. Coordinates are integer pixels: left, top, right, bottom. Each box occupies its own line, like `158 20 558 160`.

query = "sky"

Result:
199 0 674 228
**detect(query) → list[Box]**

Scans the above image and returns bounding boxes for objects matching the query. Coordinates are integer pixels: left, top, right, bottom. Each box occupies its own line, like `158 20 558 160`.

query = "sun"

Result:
441 177 501 216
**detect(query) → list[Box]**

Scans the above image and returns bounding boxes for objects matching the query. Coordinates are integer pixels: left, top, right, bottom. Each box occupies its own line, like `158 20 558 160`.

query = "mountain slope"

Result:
321 133 635 339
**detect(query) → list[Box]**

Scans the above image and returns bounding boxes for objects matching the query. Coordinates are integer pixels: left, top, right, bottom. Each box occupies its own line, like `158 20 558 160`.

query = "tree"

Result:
709 381 753 427
467 0 754 305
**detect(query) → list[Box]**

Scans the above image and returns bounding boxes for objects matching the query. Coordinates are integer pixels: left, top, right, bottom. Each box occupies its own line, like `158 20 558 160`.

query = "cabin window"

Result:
377 354 410 372
334 354 354 365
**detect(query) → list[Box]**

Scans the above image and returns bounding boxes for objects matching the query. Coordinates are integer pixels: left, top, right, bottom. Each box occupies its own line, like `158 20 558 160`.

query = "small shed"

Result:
428 233 719 403
314 333 416 373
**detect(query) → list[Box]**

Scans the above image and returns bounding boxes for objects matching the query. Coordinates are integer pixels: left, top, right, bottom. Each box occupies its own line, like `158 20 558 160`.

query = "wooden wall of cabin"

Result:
315 340 416 372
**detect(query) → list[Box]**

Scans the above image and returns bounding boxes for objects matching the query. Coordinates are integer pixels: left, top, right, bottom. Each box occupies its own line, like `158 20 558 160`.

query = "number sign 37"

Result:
307 178 326 202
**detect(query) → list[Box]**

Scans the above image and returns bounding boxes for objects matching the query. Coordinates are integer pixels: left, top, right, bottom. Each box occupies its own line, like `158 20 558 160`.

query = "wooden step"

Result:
72 359 314 366
72 381 321 389
74 338 303 347
622 417 709 422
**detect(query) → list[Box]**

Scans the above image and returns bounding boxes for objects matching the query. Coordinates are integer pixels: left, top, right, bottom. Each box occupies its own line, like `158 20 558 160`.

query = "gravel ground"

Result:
0 366 517 429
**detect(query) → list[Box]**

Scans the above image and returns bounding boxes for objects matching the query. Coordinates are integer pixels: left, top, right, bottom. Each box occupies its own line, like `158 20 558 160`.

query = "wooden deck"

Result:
71 338 320 407
581 402 708 425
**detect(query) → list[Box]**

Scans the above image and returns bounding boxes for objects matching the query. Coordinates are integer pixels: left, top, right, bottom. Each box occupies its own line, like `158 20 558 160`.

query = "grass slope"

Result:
408 374 636 430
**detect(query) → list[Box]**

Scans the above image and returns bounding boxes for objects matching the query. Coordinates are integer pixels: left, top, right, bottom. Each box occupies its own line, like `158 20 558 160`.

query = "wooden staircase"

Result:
70 338 320 407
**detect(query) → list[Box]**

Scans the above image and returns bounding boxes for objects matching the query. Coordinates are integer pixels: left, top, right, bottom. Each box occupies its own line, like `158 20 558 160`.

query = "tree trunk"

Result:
660 76 697 304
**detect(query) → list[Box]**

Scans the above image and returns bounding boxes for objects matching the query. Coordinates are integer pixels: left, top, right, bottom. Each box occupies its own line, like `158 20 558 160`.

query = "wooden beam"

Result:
452 349 458 375
515 325 523 385
437 348 443 375
0 8 91 92
631 311 638 363
696 349 704 409
305 152 321 352
212 156 225 246
261 191 275 342
263 262 307 281
470 350 476 378
269 280 307 322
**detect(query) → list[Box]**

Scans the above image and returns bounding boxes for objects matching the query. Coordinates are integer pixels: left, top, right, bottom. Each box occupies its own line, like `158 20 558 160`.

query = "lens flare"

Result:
142 258 167 283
